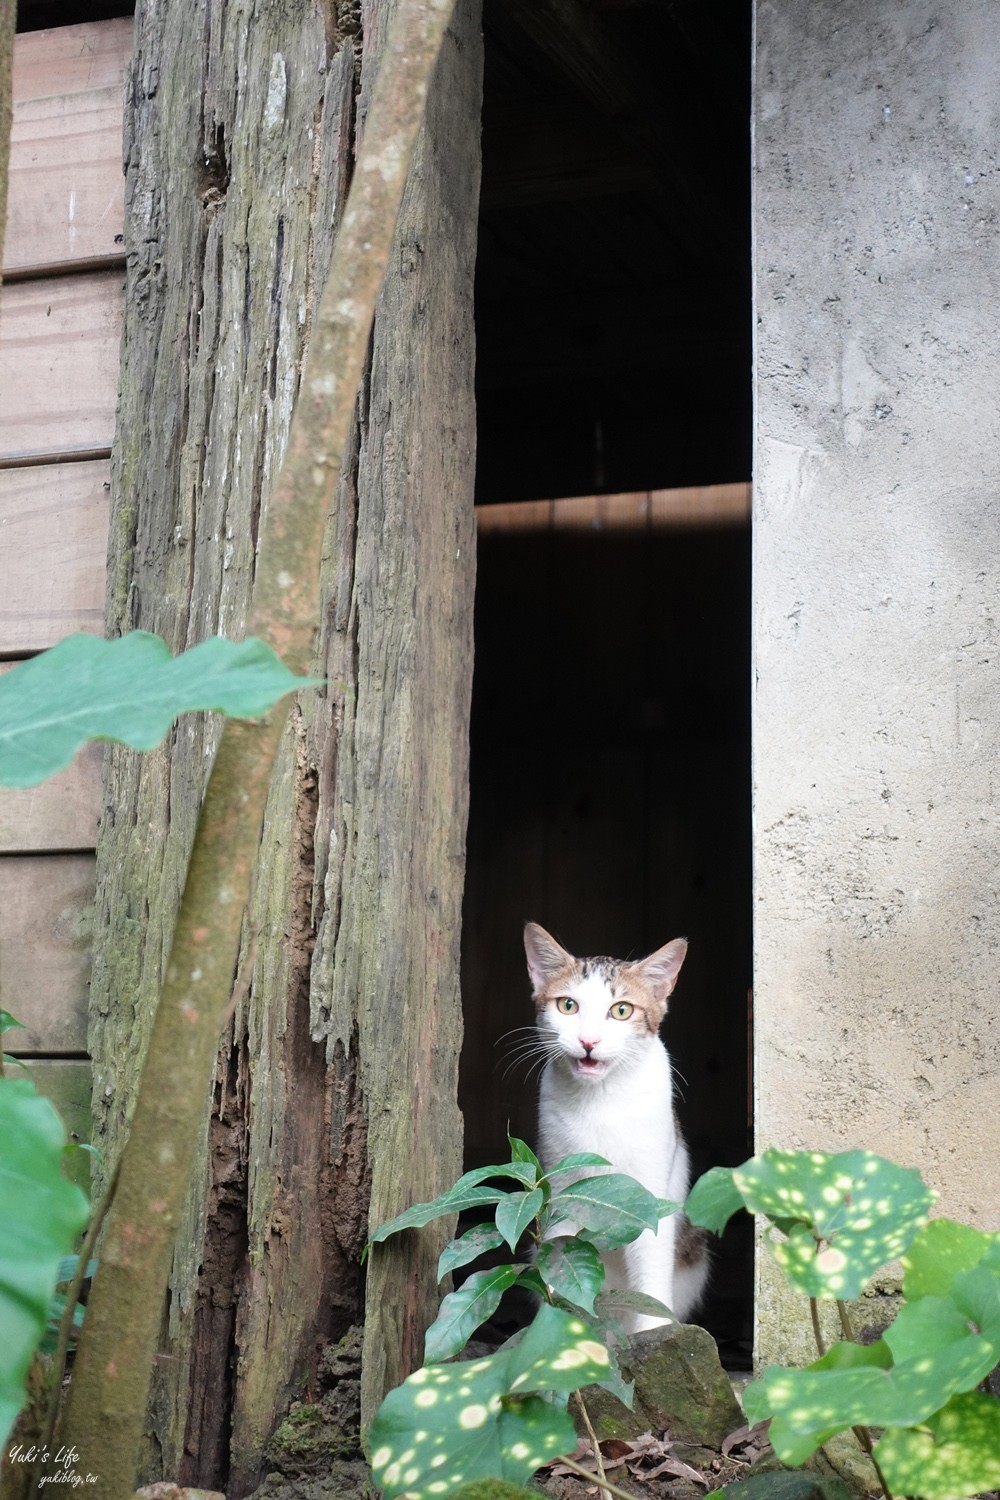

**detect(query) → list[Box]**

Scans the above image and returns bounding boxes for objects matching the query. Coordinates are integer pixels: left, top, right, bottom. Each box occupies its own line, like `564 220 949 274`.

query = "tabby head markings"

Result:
523 922 688 1084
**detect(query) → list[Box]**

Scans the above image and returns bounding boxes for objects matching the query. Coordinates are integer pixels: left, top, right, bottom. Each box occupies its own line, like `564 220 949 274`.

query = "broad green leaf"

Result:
368 1162 539 1251
902 1216 999 1300
545 1151 612 1175
424 1265 523 1363
55 1256 98 1285
437 1224 506 1282
512 1264 549 1300
508 1136 542 1179
733 1149 934 1298
547 1174 668 1250
685 1165 746 1234
0 1078 90 1448
370 1303 611 1500
368 1185 510 1250
875 1393 1000 1499
495 1188 544 1252
589 1339 635 1407
0 631 321 788
537 1238 605 1315
593 1287 675 1322
0 1012 25 1033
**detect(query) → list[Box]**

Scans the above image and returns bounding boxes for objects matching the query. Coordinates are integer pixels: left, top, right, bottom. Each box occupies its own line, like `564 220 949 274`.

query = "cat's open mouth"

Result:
572 1055 608 1079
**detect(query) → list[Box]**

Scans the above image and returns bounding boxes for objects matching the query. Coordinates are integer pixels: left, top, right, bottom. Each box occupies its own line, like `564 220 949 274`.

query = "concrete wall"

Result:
753 0 1000 1361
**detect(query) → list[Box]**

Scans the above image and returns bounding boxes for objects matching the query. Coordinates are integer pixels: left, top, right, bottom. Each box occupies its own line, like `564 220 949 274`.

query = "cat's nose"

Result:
580 1036 601 1054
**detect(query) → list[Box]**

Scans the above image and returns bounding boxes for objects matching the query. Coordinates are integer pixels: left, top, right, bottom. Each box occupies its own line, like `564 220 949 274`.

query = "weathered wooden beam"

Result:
88 0 481 1488
475 483 752 534
0 270 123 462
0 460 109 652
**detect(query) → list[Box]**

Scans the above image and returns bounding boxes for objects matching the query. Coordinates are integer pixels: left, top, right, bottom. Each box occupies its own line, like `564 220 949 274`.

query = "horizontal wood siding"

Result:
0 855 95 1053
0 460 110 651
16 1059 94 1192
0 743 103 852
11 18 133 101
7 85 126 275
0 271 124 463
1 21 129 1089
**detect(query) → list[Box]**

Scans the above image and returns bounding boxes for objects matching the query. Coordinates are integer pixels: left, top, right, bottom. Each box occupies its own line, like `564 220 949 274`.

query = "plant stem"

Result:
836 1298 856 1343
809 1297 827 1358
34 1159 122 1485
836 1301 894 1500
573 1390 612 1500
555 1453 641 1500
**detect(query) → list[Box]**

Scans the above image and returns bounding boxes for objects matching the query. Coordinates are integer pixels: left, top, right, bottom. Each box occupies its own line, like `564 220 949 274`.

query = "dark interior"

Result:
463 0 753 1361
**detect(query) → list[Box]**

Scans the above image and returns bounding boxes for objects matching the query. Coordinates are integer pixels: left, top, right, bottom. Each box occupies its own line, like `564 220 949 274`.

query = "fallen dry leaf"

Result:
722 1419 769 1458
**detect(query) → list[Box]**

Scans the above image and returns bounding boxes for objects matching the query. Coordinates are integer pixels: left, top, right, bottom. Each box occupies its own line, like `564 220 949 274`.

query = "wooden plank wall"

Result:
0 18 132 1158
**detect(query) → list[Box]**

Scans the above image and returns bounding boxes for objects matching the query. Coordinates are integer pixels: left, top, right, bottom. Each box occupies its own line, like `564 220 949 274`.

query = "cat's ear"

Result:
632 938 688 1007
524 922 573 993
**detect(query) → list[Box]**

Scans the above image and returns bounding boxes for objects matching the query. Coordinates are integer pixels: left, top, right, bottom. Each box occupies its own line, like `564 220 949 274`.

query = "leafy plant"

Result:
687 1148 1000 1499
367 1136 681 1498
0 1078 90 1449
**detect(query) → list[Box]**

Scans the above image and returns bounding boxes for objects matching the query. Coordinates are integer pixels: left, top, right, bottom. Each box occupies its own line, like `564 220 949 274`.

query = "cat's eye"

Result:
609 1001 634 1020
555 996 578 1014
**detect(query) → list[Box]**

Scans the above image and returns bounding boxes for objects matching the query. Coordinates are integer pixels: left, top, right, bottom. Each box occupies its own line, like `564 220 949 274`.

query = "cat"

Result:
524 921 709 1333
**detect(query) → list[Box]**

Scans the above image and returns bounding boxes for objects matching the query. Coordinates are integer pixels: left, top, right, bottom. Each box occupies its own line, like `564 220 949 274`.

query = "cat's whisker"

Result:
493 1025 540 1050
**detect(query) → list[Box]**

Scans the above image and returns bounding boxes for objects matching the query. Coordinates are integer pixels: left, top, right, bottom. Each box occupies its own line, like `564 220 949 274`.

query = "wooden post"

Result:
89 1 481 1490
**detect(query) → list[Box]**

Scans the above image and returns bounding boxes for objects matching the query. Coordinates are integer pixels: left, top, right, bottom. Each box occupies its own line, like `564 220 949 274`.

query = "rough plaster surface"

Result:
753 0 1000 1360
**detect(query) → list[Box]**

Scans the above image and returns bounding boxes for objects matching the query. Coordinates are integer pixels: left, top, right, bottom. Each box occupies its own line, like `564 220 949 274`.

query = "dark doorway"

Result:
462 0 753 1362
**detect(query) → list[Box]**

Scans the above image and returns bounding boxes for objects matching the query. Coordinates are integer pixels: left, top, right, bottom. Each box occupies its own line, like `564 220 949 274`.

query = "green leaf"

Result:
495 1188 544 1252
437 1224 506 1282
0 1012 25 1034
0 1078 90 1448
0 631 321 788
368 1162 539 1252
3 1055 29 1071
593 1287 675 1322
589 1339 635 1408
368 1185 509 1251
547 1173 668 1250
537 1238 605 1315
745 1257 1000 1466
732 1149 934 1298
424 1265 524 1363
545 1151 612 1175
875 1392 1000 1499
901 1216 999 1300
55 1256 98 1285
370 1303 611 1500
685 1165 747 1234
508 1136 542 1179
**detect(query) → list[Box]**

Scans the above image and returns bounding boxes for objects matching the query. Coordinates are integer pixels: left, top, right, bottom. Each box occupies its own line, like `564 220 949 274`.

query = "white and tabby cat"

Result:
524 921 709 1332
